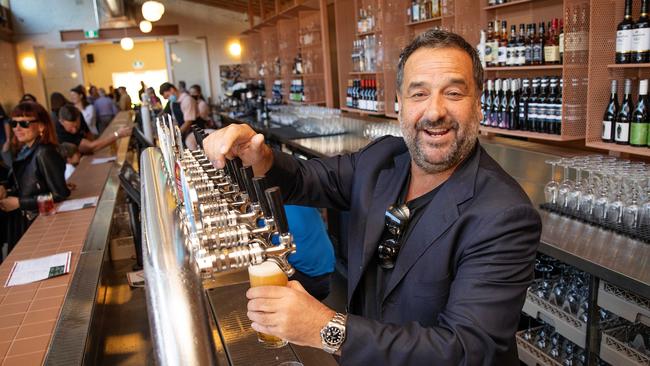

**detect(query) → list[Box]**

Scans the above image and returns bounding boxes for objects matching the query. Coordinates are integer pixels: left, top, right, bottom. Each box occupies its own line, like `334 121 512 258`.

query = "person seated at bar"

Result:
58 142 81 181
93 88 119 135
205 29 541 365
160 82 198 148
56 104 131 155
70 85 98 136
284 205 335 301
0 102 70 250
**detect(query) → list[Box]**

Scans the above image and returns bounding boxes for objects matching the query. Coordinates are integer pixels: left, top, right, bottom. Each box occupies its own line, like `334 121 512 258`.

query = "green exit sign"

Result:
84 29 99 39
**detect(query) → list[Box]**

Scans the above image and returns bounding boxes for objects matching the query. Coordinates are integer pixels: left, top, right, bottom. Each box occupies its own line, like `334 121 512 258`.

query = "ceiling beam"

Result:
185 0 261 16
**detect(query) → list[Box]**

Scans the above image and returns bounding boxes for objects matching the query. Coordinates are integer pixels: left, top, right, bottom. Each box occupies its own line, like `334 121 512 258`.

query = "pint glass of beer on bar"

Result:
248 261 288 348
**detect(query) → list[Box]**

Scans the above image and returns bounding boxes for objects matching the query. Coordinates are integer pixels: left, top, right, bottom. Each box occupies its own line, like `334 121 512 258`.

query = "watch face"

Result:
324 326 343 345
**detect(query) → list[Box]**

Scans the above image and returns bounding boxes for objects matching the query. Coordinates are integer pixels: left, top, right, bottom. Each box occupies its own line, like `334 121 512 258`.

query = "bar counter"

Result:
0 112 133 365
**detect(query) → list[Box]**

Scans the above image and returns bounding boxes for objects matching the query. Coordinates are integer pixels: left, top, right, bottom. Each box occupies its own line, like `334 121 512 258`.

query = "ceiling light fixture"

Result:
121 37 134 51
142 1 165 22
140 20 153 33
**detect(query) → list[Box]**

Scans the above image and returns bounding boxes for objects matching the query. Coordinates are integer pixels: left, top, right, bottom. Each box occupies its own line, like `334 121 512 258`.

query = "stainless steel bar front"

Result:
140 147 218 366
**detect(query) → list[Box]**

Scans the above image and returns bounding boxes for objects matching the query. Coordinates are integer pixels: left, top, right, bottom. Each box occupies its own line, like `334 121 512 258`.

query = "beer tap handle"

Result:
192 125 205 149
224 159 236 182
252 176 272 218
231 158 245 190
240 166 258 203
265 187 289 235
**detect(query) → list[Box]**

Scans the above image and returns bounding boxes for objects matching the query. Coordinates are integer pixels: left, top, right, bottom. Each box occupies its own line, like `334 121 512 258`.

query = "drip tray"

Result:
207 283 301 366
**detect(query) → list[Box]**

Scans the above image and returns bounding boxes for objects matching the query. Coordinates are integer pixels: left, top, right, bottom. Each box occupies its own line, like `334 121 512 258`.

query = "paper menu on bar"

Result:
57 196 99 213
91 156 117 165
4 251 72 287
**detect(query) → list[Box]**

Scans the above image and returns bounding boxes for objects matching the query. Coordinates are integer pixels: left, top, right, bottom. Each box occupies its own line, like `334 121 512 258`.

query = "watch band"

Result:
114 131 119 138
321 312 347 354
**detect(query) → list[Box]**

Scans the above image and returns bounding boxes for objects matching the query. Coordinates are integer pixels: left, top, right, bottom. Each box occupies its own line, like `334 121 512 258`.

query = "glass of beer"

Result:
37 193 56 216
248 261 288 348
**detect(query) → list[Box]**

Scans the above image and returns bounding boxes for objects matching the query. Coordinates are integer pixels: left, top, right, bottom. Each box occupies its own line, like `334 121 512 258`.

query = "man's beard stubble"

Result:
399 110 479 174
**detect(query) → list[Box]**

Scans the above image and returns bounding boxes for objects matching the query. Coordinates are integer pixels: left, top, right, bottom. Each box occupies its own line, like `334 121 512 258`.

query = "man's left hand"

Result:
247 280 335 348
0 197 20 212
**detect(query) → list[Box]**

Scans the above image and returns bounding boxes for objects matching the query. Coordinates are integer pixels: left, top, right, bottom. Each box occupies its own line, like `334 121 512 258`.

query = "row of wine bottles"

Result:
602 79 650 147
481 18 564 67
480 76 564 135
615 0 650 64
346 79 381 112
407 0 441 23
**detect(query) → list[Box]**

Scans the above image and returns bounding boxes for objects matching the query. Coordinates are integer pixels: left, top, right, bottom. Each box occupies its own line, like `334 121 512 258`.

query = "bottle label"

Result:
533 44 543 62
395 102 399 113
516 46 526 65
633 28 650 52
507 46 515 65
485 44 494 63
602 120 612 140
616 29 633 53
630 123 649 145
559 33 564 54
544 46 560 62
498 46 507 63
525 45 533 63
615 122 630 142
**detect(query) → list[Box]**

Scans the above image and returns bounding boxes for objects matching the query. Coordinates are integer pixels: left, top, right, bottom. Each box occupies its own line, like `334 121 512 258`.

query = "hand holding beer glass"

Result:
248 261 289 348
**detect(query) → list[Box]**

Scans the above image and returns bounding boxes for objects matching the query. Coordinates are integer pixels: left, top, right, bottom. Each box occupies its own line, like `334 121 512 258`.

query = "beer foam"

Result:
248 261 283 277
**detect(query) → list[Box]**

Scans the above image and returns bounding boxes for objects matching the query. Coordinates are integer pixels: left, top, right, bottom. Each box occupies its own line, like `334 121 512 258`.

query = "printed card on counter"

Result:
91 156 117 165
57 196 99 213
4 251 72 287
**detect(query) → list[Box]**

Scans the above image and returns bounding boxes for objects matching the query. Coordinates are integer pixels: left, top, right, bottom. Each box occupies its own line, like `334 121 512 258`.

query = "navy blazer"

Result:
265 136 541 365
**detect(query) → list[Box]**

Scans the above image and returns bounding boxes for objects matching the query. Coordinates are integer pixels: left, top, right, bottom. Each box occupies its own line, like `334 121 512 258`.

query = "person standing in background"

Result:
159 82 197 139
178 80 187 94
189 84 213 128
94 88 119 134
70 85 98 136
49 92 70 125
138 81 146 103
146 87 162 112
88 85 99 104
118 87 132 111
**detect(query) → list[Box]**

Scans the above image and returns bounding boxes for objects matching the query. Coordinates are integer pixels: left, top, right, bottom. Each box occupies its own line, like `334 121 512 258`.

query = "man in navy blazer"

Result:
205 29 541 365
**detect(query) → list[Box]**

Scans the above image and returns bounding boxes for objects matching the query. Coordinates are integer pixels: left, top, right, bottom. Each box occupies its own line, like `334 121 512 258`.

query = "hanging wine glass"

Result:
544 159 562 205
557 159 575 210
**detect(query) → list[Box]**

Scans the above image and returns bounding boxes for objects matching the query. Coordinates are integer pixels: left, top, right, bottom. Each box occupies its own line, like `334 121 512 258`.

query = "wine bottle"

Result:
615 79 634 144
602 80 618 142
533 22 545 65
518 79 530 131
485 21 495 66
633 0 650 63
507 79 519 130
528 78 540 131
516 24 526 66
483 79 493 126
616 0 635 64
394 94 399 114
491 79 501 127
525 24 534 65
507 25 517 66
499 79 510 128
498 21 508 67
631 79 649 146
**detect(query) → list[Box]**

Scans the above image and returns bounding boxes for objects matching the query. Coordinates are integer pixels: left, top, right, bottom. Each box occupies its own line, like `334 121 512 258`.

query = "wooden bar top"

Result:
0 112 133 366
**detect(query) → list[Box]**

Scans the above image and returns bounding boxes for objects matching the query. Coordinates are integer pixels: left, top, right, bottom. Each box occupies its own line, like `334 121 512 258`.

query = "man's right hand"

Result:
203 124 273 175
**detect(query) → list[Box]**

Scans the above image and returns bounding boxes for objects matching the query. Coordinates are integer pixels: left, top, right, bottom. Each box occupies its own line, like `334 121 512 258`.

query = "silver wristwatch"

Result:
320 312 347 354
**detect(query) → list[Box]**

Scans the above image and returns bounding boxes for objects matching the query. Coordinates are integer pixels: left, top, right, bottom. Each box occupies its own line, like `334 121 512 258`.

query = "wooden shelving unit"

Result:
586 0 650 157
341 106 385 116
239 0 333 107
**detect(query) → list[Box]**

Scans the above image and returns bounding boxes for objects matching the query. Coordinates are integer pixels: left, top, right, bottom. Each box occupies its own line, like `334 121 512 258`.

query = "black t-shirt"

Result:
56 119 90 146
354 174 444 320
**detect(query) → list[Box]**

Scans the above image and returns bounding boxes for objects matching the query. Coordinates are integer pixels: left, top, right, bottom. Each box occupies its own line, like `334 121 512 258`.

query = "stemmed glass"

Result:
544 159 561 205
557 159 575 209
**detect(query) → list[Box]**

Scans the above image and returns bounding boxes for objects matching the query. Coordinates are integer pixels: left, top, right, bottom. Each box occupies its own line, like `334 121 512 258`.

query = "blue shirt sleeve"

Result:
284 205 335 277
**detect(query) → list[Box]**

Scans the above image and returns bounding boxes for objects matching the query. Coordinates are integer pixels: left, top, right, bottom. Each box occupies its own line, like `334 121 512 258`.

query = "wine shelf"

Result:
483 0 533 11
288 100 326 105
585 141 650 158
485 65 564 71
405 17 442 27
480 126 583 142
356 30 377 37
349 71 383 75
607 63 650 69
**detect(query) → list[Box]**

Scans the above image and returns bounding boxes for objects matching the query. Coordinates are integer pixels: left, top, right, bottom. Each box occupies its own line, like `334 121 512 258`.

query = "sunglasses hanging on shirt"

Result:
377 204 410 269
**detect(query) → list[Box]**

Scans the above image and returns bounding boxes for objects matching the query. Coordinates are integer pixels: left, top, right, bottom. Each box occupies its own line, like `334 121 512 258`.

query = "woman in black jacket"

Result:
0 102 70 250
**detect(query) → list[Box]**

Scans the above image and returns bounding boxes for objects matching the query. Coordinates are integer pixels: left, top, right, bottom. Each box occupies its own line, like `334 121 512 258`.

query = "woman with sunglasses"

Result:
0 102 70 250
